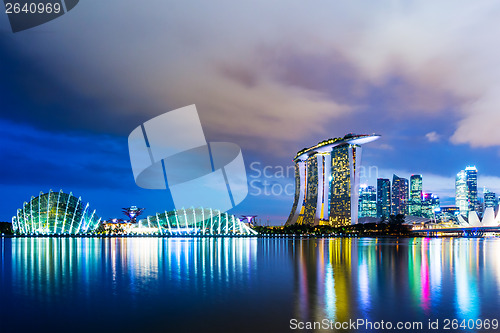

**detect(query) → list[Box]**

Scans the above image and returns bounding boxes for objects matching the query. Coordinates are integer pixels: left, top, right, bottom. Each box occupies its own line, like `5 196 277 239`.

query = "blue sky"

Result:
1 1 500 224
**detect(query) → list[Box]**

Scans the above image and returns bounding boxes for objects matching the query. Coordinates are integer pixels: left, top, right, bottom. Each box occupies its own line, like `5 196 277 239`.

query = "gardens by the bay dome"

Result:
11 190 257 236
12 190 101 235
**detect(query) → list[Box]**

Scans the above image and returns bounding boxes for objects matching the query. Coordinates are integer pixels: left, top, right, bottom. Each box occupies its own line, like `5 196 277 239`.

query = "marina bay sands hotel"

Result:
286 133 380 226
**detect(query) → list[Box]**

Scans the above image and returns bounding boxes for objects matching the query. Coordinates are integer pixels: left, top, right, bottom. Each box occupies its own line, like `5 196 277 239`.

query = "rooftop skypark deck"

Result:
293 133 381 162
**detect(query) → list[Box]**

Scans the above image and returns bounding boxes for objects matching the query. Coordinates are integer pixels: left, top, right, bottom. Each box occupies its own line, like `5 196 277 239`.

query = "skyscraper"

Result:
466 166 478 212
432 194 441 217
484 188 497 209
359 185 377 218
376 178 391 219
475 199 484 217
286 133 380 226
409 175 422 216
455 170 468 215
391 174 408 215
422 193 440 219
456 166 479 216
422 193 432 218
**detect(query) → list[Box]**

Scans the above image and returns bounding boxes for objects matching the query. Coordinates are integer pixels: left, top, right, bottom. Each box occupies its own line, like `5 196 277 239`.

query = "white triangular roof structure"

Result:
496 208 500 225
468 211 481 227
457 208 500 227
457 214 469 227
482 207 497 227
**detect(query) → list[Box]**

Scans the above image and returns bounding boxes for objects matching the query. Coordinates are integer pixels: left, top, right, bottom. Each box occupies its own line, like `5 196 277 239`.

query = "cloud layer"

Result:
2 1 500 222
2 1 500 150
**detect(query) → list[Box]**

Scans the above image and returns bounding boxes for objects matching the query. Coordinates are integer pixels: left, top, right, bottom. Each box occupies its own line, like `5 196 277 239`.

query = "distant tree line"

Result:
0 222 13 235
253 214 411 236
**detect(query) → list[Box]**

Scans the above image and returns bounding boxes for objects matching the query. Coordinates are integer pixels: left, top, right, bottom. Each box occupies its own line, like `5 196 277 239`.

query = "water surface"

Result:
1 237 499 332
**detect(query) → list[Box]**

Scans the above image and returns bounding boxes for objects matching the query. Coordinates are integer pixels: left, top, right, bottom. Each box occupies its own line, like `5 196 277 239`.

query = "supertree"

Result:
241 215 258 225
122 206 145 223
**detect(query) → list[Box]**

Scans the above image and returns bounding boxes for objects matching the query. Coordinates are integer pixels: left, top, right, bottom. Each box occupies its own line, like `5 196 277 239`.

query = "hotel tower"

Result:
285 133 380 226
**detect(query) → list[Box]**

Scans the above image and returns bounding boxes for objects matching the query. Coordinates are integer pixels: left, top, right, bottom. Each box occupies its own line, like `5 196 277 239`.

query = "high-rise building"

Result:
475 200 484 218
359 185 377 218
456 166 479 216
456 170 468 215
286 133 380 226
431 194 441 217
409 175 422 216
422 193 440 219
377 178 391 219
391 174 408 215
484 188 497 210
422 193 432 218
466 166 478 212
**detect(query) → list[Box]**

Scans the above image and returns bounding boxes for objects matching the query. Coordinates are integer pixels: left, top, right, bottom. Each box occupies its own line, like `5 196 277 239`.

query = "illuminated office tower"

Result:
359 185 377 218
286 133 380 226
432 194 441 216
409 175 422 216
391 174 408 215
484 188 497 209
465 166 478 212
422 193 432 218
455 166 478 216
422 193 440 219
455 170 468 215
476 199 484 217
376 178 391 218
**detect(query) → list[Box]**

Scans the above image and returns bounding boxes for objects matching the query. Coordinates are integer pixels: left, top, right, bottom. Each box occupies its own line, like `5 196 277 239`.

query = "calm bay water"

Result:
1 237 500 333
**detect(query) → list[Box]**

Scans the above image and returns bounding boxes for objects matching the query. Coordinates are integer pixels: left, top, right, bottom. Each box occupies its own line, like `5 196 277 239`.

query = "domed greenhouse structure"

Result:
12 190 101 235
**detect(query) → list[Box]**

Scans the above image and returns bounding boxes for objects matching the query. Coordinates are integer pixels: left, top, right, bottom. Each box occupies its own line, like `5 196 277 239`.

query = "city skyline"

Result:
3 2 500 225
361 166 498 221
3 3 500 333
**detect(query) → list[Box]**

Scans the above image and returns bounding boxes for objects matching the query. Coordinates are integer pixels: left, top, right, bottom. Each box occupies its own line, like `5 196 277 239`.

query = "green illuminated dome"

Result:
135 207 257 235
12 190 101 235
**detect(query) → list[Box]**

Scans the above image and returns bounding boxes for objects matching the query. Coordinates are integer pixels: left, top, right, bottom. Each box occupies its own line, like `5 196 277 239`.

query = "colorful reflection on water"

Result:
288 238 500 332
1 237 500 332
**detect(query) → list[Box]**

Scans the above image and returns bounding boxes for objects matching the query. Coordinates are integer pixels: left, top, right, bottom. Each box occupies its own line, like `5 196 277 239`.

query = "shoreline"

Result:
1 234 494 239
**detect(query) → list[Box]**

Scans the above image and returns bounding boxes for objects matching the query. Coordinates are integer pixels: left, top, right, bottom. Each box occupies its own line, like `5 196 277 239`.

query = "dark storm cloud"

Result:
2 0 500 223
0 37 147 135
260 48 367 105
238 47 462 116
213 46 464 161
2 0 499 149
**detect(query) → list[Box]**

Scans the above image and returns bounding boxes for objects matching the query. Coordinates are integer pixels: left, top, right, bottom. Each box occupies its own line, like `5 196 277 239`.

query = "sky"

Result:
1 1 500 224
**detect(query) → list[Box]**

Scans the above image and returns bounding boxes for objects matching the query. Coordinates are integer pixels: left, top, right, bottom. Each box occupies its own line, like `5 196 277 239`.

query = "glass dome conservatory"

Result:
12 190 257 236
12 190 101 235
132 207 258 235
